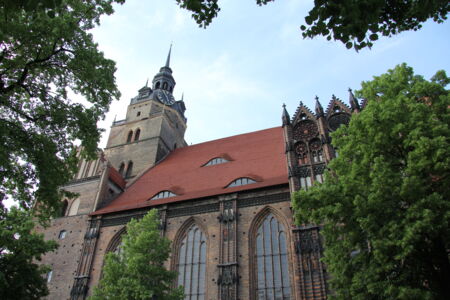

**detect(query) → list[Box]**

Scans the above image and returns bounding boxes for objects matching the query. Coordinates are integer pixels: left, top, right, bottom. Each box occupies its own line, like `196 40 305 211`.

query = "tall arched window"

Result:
125 161 133 178
155 82 161 89
177 224 207 300
134 128 141 141
118 162 125 176
254 213 291 299
126 130 133 143
162 82 168 90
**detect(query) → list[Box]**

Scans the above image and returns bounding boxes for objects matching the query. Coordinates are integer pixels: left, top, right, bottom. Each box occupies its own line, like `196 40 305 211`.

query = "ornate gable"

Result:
291 101 315 125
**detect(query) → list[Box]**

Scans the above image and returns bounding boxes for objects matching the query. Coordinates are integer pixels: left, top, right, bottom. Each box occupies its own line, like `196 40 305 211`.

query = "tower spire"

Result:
165 43 172 68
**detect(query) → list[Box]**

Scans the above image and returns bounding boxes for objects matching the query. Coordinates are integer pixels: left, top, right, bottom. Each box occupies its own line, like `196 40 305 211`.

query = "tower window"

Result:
134 129 141 141
155 82 160 89
227 177 256 188
125 161 133 178
170 86 173 92
203 157 229 166
118 163 125 176
136 111 141 117
162 82 168 90
151 190 176 200
126 130 133 143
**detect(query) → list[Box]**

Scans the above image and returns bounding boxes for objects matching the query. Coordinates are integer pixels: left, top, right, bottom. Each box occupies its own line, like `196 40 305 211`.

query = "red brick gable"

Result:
93 127 288 215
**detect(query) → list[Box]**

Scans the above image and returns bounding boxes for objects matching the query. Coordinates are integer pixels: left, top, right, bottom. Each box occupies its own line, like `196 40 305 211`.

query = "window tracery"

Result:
176 224 207 300
254 213 291 299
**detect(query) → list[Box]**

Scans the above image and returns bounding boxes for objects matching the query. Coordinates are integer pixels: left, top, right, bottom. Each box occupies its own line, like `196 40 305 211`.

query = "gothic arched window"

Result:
176 224 207 300
254 213 291 300
126 130 133 143
125 161 133 178
155 82 161 89
134 128 141 141
162 82 168 90
118 162 125 176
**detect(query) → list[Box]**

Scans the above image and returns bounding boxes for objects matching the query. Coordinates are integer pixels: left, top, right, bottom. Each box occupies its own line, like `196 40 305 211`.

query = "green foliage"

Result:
301 0 449 50
90 209 184 300
0 207 57 299
292 64 450 299
175 0 448 50
0 0 123 220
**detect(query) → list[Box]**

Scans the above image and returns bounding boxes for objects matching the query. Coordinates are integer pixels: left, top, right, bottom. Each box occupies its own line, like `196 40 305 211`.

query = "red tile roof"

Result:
108 165 126 190
92 127 288 215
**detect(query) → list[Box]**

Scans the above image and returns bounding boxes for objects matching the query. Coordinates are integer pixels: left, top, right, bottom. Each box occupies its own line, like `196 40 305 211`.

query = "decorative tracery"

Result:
293 120 318 140
254 213 291 300
176 224 207 300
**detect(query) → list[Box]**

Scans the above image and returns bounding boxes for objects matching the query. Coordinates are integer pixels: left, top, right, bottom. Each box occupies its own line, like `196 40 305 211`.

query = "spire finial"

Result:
181 92 184 101
282 103 290 126
145 78 149 87
165 43 172 68
315 95 324 116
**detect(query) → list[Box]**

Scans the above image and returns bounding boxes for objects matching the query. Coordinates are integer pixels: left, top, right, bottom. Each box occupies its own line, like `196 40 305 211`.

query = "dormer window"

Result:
151 190 176 200
204 157 229 166
227 177 257 188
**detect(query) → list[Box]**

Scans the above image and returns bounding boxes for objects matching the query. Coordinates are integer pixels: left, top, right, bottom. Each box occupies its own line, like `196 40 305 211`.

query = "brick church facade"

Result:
37 48 363 300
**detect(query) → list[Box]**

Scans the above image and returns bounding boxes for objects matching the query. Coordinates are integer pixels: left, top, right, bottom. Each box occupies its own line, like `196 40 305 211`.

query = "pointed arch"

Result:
126 130 133 143
125 161 133 178
162 82 168 90
134 128 141 141
248 206 294 300
118 162 125 176
105 226 126 254
171 217 208 299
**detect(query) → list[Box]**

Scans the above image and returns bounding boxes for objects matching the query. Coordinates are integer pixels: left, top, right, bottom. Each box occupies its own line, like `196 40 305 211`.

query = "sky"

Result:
91 0 450 147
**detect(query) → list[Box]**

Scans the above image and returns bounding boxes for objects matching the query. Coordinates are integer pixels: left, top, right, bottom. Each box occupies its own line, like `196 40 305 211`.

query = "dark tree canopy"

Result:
0 0 123 219
0 207 57 299
292 64 450 299
90 209 183 300
175 0 449 50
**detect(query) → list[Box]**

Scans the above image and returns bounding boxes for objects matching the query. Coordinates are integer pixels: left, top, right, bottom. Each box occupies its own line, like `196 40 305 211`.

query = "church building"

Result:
37 47 363 300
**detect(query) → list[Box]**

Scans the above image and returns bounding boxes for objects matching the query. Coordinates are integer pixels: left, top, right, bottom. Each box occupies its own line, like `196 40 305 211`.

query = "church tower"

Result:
104 46 187 179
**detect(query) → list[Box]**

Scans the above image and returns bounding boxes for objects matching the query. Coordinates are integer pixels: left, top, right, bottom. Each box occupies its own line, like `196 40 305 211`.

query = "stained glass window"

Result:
255 214 291 300
177 224 207 300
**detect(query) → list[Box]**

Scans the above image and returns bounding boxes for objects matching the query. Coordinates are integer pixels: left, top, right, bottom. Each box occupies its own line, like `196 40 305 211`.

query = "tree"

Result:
0 207 58 299
90 209 183 300
0 0 123 219
175 0 449 50
292 64 450 299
